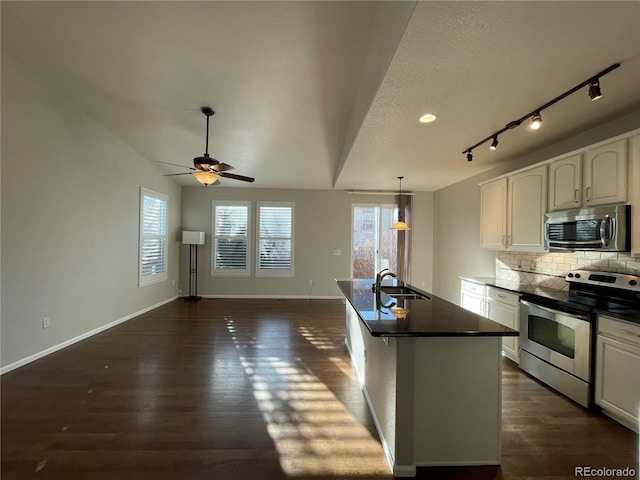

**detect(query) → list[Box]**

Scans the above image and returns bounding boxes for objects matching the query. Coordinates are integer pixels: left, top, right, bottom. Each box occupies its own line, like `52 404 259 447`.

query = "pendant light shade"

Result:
390 176 411 231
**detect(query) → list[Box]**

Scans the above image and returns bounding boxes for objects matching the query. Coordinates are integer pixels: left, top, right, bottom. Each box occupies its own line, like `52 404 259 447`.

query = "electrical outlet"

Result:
42 317 50 329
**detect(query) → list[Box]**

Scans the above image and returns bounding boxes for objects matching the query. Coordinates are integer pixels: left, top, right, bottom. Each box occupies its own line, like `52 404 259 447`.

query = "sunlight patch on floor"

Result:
239 356 390 477
226 318 389 477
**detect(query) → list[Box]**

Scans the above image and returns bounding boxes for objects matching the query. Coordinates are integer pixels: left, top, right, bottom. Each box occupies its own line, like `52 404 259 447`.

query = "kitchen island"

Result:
337 279 518 477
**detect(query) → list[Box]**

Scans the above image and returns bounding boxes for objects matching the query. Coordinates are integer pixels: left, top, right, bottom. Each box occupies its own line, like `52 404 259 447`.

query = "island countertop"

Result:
337 279 519 338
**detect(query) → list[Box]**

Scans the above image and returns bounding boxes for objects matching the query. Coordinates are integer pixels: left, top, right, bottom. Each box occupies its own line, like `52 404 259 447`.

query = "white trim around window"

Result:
139 188 168 287
212 200 251 276
256 201 294 277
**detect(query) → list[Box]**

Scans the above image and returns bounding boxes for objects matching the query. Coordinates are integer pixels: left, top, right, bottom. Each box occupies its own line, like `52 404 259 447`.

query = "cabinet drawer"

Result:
461 280 486 296
487 287 520 307
599 315 640 346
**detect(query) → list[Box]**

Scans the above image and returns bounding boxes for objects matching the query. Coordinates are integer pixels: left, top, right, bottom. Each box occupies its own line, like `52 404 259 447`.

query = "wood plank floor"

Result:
2 299 637 479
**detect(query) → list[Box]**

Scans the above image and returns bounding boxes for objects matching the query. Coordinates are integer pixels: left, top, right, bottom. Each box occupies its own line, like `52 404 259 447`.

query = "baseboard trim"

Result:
1 296 180 375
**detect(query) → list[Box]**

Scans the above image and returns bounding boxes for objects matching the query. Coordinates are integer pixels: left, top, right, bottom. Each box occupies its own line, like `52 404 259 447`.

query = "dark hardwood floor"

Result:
2 299 637 479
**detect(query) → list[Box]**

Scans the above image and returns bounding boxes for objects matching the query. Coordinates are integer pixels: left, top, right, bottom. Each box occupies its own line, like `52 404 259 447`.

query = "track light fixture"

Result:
588 80 602 101
530 112 542 130
462 63 620 161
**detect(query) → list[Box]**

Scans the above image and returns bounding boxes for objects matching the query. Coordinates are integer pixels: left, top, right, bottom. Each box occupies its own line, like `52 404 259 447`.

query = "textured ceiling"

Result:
2 1 639 192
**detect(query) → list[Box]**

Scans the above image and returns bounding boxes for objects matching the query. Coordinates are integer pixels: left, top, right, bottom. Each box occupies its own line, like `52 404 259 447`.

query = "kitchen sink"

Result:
380 286 429 300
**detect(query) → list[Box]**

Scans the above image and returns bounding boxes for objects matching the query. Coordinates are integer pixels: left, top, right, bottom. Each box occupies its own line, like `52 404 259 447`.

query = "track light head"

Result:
530 112 542 130
490 136 499 150
466 151 473 162
588 80 602 101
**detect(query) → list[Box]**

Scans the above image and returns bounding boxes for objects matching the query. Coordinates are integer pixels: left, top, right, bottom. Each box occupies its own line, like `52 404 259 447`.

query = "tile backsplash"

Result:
496 251 640 290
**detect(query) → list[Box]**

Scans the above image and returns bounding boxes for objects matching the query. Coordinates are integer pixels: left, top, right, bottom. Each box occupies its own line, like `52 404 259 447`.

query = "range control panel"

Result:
566 270 640 292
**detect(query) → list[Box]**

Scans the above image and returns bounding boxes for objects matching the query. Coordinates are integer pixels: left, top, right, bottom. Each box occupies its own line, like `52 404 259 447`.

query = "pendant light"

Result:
390 176 411 231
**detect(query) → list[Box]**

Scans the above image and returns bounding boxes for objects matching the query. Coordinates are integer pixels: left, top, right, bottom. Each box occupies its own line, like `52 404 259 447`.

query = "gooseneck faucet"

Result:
373 268 397 292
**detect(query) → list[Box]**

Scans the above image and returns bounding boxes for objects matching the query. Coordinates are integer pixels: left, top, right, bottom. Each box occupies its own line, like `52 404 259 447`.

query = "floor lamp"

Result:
182 231 205 302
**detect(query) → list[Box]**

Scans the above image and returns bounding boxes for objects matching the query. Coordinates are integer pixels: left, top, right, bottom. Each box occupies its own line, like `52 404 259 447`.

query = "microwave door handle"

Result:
600 214 612 247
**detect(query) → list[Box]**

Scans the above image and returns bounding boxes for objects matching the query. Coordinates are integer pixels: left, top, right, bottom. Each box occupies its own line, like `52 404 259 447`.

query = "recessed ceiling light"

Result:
419 113 436 123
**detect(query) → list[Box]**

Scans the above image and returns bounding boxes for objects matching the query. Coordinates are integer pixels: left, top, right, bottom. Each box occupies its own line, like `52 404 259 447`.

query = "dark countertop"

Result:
461 276 640 325
337 279 519 338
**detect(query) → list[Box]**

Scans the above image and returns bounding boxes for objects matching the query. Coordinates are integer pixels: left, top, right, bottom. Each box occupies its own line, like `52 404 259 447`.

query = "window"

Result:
256 201 294 277
212 201 250 276
351 203 397 279
139 188 168 287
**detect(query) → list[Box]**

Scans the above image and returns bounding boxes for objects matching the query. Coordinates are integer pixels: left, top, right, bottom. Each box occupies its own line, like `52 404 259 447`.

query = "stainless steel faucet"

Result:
373 268 397 292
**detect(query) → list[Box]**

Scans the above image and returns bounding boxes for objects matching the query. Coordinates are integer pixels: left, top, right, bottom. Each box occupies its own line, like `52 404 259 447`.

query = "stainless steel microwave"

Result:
544 204 630 252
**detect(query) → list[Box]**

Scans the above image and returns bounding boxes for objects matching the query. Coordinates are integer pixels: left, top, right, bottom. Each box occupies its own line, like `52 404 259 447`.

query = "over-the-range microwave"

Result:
544 204 630 252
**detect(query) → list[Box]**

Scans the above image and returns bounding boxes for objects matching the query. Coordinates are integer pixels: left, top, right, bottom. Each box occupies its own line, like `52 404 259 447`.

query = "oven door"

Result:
520 300 591 382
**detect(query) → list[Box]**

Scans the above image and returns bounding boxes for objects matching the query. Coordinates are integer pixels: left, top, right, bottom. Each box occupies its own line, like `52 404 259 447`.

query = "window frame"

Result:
138 187 169 287
256 201 294 277
211 200 251 277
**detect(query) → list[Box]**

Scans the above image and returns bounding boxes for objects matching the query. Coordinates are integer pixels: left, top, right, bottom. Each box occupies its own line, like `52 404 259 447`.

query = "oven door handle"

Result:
520 300 588 321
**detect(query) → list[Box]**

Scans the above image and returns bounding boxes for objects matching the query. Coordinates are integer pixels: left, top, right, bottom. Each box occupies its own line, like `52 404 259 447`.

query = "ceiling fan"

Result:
159 107 255 186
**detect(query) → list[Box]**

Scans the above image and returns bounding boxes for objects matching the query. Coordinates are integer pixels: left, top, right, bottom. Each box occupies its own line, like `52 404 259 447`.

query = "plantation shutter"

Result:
139 188 168 286
257 202 294 277
212 201 250 276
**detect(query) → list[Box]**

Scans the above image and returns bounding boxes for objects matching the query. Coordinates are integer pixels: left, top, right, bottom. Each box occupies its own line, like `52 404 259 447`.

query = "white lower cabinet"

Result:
460 280 486 315
595 315 640 433
460 281 519 362
486 287 519 363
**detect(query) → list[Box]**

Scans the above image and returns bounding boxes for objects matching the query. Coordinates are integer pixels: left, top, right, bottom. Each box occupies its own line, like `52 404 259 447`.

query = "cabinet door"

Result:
461 291 486 316
548 153 582 211
486 299 519 362
631 133 640 255
508 165 547 251
584 138 628 206
596 335 640 432
480 178 507 249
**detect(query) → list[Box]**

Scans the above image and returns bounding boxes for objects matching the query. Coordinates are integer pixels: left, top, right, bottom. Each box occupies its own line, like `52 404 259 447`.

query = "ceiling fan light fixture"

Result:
530 112 542 130
192 171 220 186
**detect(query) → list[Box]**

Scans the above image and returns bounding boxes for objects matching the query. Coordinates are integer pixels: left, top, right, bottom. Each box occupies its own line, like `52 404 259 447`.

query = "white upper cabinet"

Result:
507 165 547 251
631 133 640 255
548 153 583 211
480 178 507 249
584 138 628 206
549 138 628 211
480 165 547 251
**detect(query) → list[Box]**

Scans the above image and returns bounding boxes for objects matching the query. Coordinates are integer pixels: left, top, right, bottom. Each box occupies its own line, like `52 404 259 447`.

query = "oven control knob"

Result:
630 280 638 286
567 273 574 278
574 273 581 278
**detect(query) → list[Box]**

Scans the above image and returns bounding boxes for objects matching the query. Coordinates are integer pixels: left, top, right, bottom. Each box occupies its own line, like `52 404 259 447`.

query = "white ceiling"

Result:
2 1 639 192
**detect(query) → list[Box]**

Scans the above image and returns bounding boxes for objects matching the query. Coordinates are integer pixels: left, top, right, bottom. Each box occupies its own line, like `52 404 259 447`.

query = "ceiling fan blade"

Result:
213 162 235 172
163 172 193 176
219 172 255 183
158 161 196 171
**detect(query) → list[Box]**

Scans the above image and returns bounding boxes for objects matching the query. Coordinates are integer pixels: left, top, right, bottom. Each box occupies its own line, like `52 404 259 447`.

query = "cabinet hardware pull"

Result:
619 329 640 338
574 189 579 203
586 186 591 201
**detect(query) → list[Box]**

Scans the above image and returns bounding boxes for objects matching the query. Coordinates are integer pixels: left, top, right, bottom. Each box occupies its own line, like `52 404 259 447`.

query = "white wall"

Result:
180 187 434 297
433 111 640 304
1 56 182 370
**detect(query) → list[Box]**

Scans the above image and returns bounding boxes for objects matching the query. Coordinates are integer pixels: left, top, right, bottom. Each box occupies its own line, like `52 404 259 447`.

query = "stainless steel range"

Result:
519 270 640 408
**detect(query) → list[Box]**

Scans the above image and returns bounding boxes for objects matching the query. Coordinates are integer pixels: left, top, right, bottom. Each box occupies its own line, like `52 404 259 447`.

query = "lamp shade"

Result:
182 231 205 245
